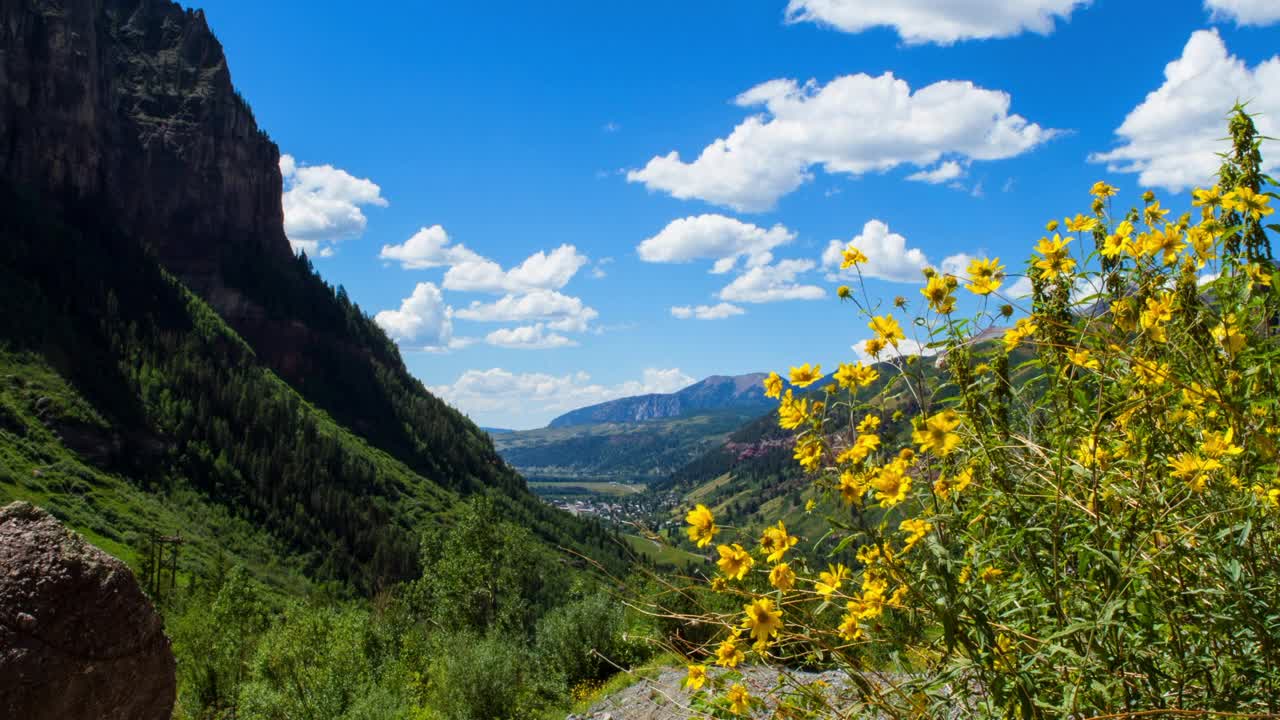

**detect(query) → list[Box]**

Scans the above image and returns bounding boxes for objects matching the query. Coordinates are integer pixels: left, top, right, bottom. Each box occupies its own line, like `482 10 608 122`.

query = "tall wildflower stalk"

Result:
669 110 1280 719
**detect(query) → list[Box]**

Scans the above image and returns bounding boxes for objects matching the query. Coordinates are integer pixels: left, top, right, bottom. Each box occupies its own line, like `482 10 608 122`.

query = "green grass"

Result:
0 348 312 597
622 533 704 569
565 651 683 715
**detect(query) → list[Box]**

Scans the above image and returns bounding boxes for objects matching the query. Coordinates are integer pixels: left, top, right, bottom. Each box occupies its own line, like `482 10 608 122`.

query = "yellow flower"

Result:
1045 219 1060 232
726 684 752 715
913 410 962 456
1142 225 1183 265
1139 293 1175 342
777 390 808 430
794 437 824 472
899 518 933 553
1246 263 1274 290
684 665 708 691
1192 186 1222 209
837 284 852 299
1184 226 1216 266
873 460 912 508
769 562 796 591
934 467 973 500
1033 234 1075 280
815 563 850 597
856 414 881 433
841 244 869 269
837 609 864 641
834 361 878 390
958 566 972 585
1223 185 1274 220
920 275 956 314
789 363 823 388
741 597 784 646
838 469 869 506
685 504 718 548
763 371 783 399
1168 453 1222 492
868 314 905 346
1003 316 1038 353
836 433 880 466
1201 427 1244 459
1065 214 1100 233
1131 358 1171 387
863 337 887 358
964 257 1005 295
759 521 799 563
1090 181 1119 198
1212 315 1246 358
979 567 1004 584
1067 348 1100 370
717 543 755 580
715 633 745 668
1144 200 1170 227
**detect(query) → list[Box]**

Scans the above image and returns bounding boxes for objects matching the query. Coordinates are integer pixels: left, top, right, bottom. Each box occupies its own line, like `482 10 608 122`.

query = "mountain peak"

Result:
546 372 772 428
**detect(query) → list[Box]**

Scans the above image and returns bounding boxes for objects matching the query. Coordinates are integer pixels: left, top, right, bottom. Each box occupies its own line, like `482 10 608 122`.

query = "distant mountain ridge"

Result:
547 373 772 428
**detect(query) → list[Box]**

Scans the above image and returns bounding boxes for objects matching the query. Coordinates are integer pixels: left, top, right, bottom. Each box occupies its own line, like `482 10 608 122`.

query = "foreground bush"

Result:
674 108 1280 718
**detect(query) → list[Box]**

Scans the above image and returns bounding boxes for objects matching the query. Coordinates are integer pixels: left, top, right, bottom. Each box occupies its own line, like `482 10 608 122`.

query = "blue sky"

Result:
200 0 1280 429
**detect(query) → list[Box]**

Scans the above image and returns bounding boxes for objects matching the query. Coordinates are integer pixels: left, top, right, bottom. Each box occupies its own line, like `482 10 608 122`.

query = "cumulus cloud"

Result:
373 283 457 351
431 367 696 428
719 259 825 303
280 155 388 256
1205 0 1280 25
455 290 599 333
484 324 577 350
379 225 483 269
628 73 1054 212
670 302 746 320
906 161 966 184
637 215 796 273
1090 29 1280 191
444 244 589 294
822 220 930 283
784 0 1088 44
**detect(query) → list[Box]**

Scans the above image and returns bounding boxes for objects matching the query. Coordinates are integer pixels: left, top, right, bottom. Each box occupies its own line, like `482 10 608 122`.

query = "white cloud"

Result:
590 257 614 279
906 161 965 184
1205 0 1280 26
628 73 1054 211
484 324 577 350
719 259 825 303
1089 29 1280 191
455 290 599 333
940 253 974 277
784 0 1088 44
670 302 746 320
280 155 388 256
637 215 796 273
374 283 456 351
444 244 589 294
431 367 696 428
821 220 930 283
1006 275 1034 299
379 225 483 269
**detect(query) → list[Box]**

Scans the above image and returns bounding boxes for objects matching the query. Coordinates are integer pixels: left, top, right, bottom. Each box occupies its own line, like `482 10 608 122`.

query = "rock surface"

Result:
0 0 290 280
548 374 773 428
0 501 176 720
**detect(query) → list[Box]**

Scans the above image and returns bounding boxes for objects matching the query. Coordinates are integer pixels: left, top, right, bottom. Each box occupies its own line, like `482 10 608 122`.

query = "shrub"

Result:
671 108 1280 718
535 590 653 690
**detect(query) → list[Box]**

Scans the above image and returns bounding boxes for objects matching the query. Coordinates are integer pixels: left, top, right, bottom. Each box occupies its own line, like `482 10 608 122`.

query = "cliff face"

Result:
0 0 291 279
547 373 773 428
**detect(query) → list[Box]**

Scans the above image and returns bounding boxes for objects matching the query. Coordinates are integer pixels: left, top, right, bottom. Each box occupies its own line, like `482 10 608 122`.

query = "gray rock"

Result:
0 501 175 720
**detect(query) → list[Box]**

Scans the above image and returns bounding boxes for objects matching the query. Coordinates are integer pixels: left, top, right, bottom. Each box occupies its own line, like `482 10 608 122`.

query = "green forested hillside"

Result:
0 182 625 592
493 409 761 484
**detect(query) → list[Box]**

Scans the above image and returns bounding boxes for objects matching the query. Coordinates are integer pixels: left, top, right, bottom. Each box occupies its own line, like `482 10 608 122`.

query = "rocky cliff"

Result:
548 373 773 428
0 0 290 280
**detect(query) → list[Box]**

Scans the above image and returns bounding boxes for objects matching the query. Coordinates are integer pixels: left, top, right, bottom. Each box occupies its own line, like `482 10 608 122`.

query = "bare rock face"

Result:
0 0 292 280
0 501 176 720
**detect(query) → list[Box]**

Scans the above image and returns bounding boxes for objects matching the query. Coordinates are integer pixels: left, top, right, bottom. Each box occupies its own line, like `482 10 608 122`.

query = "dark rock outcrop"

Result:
0 501 176 720
548 373 773 428
0 0 291 280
